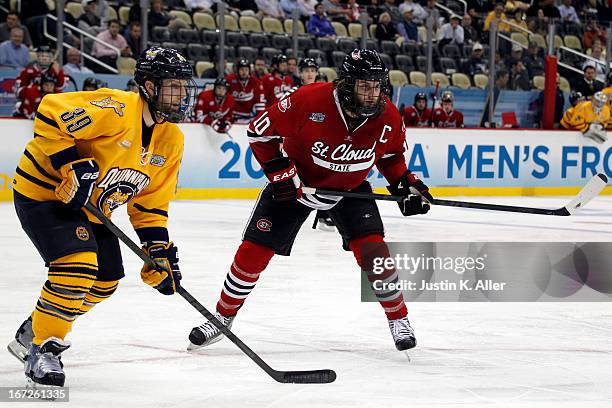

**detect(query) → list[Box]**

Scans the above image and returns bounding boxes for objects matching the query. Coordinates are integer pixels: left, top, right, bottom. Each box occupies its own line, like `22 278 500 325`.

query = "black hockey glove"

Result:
263 157 303 201
387 171 433 216
141 242 181 295
55 158 100 210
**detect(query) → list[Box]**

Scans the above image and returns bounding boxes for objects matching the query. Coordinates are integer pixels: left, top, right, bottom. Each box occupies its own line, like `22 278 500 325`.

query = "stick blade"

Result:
275 369 337 384
563 173 608 215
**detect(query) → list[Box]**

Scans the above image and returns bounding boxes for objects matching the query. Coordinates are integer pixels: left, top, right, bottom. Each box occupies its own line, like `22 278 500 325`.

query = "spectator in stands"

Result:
148 0 187 30
461 14 478 44
63 47 94 74
504 43 525 68
298 0 318 16
184 0 218 13
375 12 401 41
587 40 606 58
87 0 110 24
508 60 530 90
398 10 419 43
307 3 337 38
78 0 104 36
484 3 509 33
126 79 139 93
366 0 383 24
256 0 286 19
125 22 142 57
586 45 606 82
461 42 488 76
528 0 560 19
254 56 267 79
504 0 529 13
323 0 352 23
583 20 607 51
281 0 306 17
0 12 32 48
507 9 527 32
437 15 464 49
228 0 261 16
91 19 131 71
523 41 544 77
19 0 50 46
558 0 580 23
398 0 427 24
423 0 441 30
495 69 509 90
346 0 361 22
381 0 402 25
0 27 29 70
575 65 604 99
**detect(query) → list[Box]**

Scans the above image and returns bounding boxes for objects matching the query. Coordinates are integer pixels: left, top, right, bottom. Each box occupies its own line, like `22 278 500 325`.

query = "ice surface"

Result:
1 196 612 407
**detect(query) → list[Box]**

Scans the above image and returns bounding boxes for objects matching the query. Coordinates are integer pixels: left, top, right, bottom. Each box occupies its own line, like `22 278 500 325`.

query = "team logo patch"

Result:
118 139 132 149
309 112 326 122
97 167 151 213
76 226 89 241
278 97 291 113
256 218 272 232
90 97 125 117
150 154 167 167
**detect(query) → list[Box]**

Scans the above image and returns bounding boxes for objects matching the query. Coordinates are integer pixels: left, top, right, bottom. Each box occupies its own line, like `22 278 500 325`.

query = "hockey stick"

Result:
84 203 336 384
302 173 608 216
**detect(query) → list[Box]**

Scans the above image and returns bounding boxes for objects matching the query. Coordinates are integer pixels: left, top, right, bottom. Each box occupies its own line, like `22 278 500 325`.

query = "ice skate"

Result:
388 316 416 351
7 316 33 363
188 313 234 350
25 337 70 388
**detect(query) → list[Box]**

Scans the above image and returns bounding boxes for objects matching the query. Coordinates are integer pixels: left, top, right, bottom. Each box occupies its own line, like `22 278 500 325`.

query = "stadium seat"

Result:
262 47 282 64
214 45 236 59
316 37 337 52
348 23 365 39
511 32 529 48
379 53 393 69
162 42 186 55
331 51 347 68
395 55 415 73
187 43 212 61
152 27 172 42
239 16 262 33
66 2 82 19
416 55 427 72
533 75 545 90
201 29 220 45
107 6 117 21
237 46 258 62
389 70 408 87
263 17 284 34
194 12 216 30
409 71 427 87
551 34 563 49
451 73 471 89
402 41 421 57
530 34 546 49
284 48 305 59
118 6 130 26
338 38 358 54
369 24 376 39
319 67 337 82
563 35 582 50
332 22 348 37
431 72 450 88
217 14 239 31
365 39 380 51
176 28 199 44
297 36 315 50
439 57 458 74
169 10 192 26
196 61 214 77
381 40 400 56
307 49 328 66
248 32 269 48
442 44 461 60
117 57 136 76
473 73 489 89
271 34 291 50
284 19 305 34
559 76 571 92
226 31 248 47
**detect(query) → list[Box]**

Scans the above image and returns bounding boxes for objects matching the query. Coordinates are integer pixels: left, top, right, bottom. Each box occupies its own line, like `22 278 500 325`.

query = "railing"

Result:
557 46 608 84
43 13 120 74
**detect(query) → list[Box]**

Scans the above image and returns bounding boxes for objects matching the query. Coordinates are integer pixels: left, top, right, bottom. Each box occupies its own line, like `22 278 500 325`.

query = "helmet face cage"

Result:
336 49 389 119
592 92 607 113
135 47 198 123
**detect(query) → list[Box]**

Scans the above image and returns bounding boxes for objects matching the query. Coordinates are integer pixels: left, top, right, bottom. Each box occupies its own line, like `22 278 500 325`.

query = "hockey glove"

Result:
141 242 181 295
583 122 607 144
263 157 303 201
55 158 100 210
387 171 433 216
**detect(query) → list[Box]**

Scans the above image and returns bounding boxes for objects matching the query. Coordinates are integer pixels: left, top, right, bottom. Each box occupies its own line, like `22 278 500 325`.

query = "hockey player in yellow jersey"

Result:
561 91 610 143
8 47 197 388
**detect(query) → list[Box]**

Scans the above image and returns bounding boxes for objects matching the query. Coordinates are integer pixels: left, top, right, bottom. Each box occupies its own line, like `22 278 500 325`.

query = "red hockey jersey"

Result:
16 63 65 94
403 106 432 127
431 108 464 128
225 73 265 122
261 73 293 107
248 82 408 193
195 89 235 125
15 84 46 119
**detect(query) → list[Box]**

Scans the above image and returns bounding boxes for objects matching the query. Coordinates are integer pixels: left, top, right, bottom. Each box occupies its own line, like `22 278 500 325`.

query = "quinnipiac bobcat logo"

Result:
75 226 89 241
97 167 150 213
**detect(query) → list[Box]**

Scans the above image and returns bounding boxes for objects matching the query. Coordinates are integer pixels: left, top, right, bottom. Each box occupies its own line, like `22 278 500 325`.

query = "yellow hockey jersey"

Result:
560 100 612 131
13 88 184 237
603 87 612 107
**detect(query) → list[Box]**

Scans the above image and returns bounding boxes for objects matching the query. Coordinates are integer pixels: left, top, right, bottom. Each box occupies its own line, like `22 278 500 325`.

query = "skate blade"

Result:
186 334 225 351
402 350 412 362
7 340 28 363
25 378 63 401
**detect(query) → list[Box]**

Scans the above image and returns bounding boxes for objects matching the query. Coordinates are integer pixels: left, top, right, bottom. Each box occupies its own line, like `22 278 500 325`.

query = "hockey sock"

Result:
77 280 119 315
32 252 98 344
349 234 408 320
216 240 274 317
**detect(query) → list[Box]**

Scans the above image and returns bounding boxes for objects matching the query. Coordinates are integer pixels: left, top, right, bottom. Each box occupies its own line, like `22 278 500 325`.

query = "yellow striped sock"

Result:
78 280 119 315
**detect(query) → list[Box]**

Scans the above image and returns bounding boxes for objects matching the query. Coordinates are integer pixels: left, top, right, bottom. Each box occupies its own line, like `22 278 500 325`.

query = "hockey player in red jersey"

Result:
225 59 265 124
196 78 235 133
188 49 433 352
403 92 432 127
262 54 294 107
14 73 58 119
431 91 464 128
15 45 65 95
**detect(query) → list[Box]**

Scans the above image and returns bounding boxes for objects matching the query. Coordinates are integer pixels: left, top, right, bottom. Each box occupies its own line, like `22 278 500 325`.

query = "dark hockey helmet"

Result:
315 72 328 82
569 91 584 107
39 72 57 90
214 77 228 88
414 92 427 104
36 45 55 68
441 90 454 103
135 46 197 123
271 54 288 67
299 57 319 71
336 49 389 118
82 77 106 90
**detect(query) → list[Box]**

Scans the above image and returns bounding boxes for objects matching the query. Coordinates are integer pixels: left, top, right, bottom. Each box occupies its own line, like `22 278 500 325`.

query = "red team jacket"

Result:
195 89 235 125
16 64 65 94
431 108 464 128
403 106 432 127
261 73 293 107
225 73 265 122
248 82 408 193
16 84 46 119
